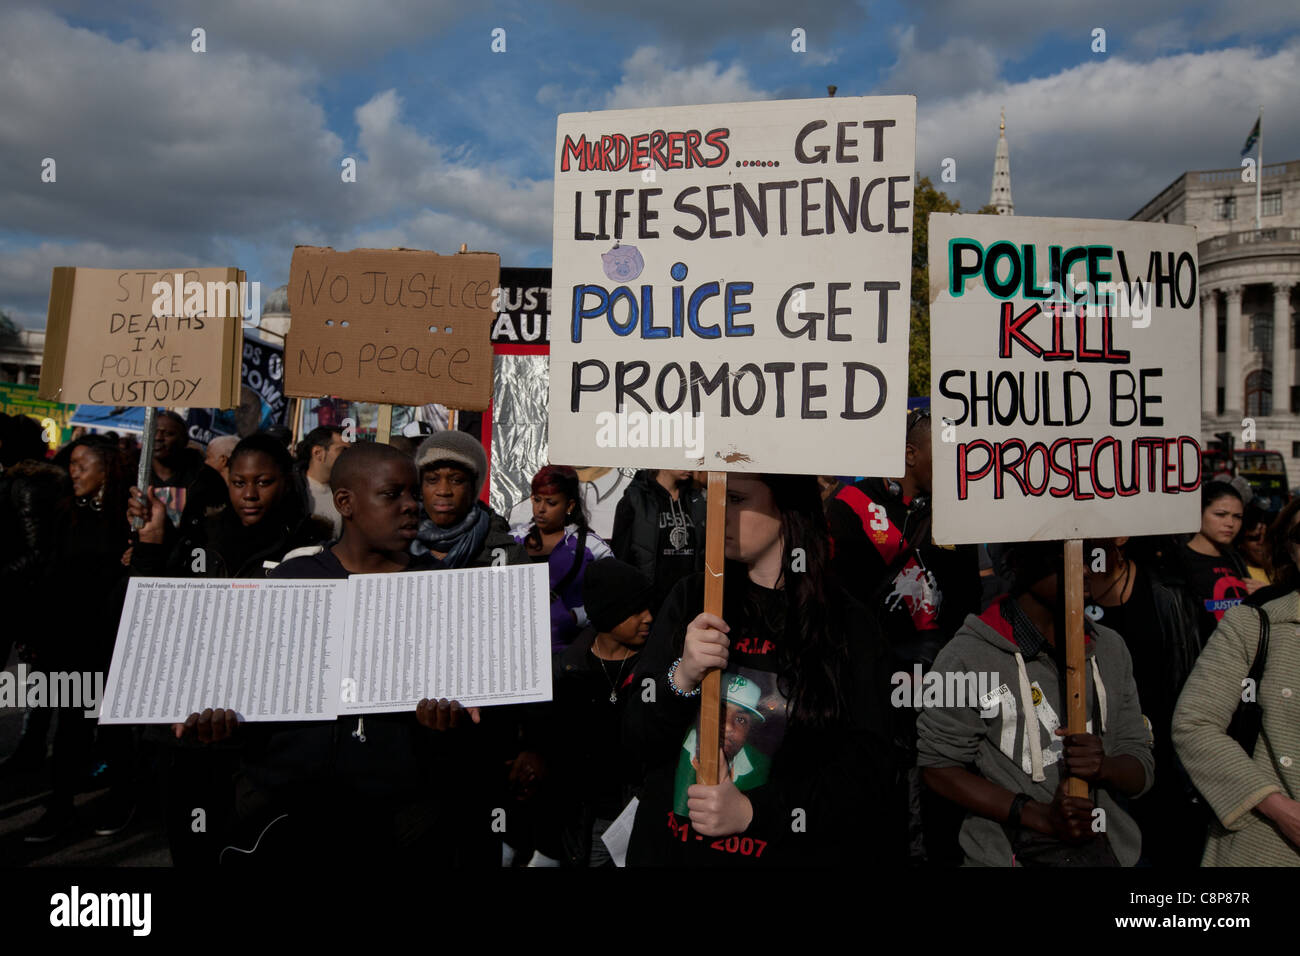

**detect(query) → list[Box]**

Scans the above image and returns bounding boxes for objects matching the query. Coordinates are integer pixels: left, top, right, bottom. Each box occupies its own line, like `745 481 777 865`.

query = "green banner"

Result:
0 381 75 449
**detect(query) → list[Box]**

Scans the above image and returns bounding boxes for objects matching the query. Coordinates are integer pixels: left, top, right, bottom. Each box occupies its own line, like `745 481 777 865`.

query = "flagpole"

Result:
1256 104 1263 232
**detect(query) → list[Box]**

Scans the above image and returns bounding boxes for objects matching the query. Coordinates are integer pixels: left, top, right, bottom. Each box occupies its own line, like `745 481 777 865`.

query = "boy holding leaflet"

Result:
177 442 502 866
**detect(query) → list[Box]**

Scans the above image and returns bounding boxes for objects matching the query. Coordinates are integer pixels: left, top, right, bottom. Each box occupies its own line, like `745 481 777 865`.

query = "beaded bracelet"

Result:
667 658 702 698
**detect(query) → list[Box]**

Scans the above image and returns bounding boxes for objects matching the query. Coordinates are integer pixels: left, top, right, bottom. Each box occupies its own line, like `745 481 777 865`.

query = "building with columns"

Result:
1132 159 1300 487
0 328 45 386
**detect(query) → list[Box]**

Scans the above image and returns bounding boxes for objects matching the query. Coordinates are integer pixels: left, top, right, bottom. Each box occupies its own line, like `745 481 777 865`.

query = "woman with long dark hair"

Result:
624 473 895 865
24 435 132 842
129 432 328 578
1175 481 1255 643
512 465 612 651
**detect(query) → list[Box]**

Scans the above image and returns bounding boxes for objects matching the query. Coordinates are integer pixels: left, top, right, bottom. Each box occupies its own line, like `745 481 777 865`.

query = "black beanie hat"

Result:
583 558 654 632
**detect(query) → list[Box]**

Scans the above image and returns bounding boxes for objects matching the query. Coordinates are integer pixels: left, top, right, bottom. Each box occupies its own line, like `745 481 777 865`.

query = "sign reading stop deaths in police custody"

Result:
548 95 917 474
928 213 1202 545
284 246 498 410
39 267 243 408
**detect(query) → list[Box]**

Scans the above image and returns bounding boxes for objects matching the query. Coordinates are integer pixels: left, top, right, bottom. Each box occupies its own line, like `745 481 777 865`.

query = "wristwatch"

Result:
1006 792 1033 829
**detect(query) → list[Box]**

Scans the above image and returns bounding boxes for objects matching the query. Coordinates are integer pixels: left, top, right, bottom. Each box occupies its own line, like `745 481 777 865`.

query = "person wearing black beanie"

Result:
526 558 655 866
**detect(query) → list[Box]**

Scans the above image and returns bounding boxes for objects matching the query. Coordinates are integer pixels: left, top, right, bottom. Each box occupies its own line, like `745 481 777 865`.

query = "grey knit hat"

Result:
414 430 488 498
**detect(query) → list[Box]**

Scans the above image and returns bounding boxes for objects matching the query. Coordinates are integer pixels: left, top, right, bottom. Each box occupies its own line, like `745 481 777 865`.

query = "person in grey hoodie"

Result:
917 540 1155 866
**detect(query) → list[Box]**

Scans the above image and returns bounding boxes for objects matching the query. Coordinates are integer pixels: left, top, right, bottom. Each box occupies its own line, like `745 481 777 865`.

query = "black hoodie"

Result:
611 470 708 614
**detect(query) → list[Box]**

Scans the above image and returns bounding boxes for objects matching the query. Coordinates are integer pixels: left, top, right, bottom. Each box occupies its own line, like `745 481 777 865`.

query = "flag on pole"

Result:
1241 117 1261 157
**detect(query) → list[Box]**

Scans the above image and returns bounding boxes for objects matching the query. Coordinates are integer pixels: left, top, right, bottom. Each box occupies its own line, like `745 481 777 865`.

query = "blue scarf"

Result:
412 502 491 568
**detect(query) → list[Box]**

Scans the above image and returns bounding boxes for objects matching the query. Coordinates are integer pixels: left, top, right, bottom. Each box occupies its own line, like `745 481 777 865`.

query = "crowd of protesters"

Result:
1 406 1298 867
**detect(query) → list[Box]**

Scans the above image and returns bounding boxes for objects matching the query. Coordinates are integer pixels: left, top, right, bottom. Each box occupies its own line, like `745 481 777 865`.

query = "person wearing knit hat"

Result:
411 429 525 569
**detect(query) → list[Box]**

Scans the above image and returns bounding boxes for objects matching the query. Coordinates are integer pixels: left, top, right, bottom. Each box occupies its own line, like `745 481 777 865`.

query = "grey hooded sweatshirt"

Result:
916 595 1155 866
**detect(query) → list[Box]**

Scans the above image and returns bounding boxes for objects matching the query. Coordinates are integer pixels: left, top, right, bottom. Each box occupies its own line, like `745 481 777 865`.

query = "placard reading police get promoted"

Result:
548 95 916 474
929 213 1202 544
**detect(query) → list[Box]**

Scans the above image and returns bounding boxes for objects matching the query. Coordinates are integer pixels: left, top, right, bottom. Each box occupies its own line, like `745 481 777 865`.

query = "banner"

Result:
0 381 74 448
186 338 288 444
928 213 1201 544
547 95 917 475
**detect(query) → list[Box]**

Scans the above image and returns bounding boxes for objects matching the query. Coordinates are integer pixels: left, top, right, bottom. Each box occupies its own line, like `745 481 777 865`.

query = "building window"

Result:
1215 196 1237 220
1217 312 1226 351
1293 441 1300 458
1251 314 1273 352
1217 386 1225 415
1263 191 1282 217
1246 368 1273 416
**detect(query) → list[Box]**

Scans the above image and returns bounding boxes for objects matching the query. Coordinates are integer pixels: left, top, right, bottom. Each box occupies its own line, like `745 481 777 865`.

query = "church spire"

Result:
990 108 1014 215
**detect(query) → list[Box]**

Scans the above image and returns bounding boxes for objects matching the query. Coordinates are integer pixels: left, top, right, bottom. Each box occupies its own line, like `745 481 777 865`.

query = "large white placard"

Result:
548 95 916 475
928 213 1202 544
99 566 552 724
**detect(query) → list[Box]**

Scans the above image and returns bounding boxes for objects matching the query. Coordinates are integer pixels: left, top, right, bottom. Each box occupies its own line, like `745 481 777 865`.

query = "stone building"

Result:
0 327 45 386
1132 159 1300 487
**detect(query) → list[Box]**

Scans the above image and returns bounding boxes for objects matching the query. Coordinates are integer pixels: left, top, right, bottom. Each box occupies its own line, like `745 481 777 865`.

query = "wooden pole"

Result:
131 406 158 531
376 404 393 446
696 471 727 785
1063 538 1088 798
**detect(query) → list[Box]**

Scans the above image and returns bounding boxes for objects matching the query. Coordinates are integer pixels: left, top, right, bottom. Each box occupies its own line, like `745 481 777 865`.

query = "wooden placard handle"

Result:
697 471 727 786
1063 538 1088 798
376 404 393 445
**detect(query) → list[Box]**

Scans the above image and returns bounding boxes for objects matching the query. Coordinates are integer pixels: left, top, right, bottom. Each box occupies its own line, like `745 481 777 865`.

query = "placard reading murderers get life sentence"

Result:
285 246 498 409
548 96 916 475
928 213 1201 545
98 566 552 724
39 267 244 407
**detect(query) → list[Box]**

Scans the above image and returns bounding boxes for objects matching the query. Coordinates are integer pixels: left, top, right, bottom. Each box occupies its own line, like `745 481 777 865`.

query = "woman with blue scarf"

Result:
411 430 526 569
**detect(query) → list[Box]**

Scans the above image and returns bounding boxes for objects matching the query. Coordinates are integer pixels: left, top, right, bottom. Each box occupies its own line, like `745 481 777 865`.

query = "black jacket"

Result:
131 501 330 579
624 569 898 866
611 471 707 611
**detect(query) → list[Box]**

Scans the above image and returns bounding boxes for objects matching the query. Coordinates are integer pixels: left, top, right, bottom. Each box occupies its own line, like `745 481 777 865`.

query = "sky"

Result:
2 0 1298 329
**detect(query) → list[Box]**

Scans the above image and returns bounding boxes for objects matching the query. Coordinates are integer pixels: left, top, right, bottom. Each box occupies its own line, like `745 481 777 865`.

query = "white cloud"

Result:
914 41 1300 219
605 46 768 109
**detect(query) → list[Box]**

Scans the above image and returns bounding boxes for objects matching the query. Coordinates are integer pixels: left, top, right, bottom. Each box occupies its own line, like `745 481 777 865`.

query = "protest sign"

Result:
186 338 288 444
284 246 498 410
39 267 244 408
548 95 917 475
928 213 1202 544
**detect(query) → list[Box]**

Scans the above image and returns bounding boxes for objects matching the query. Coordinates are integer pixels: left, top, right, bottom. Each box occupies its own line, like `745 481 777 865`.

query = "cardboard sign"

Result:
39 267 243 407
928 213 1201 544
284 246 498 409
547 95 916 474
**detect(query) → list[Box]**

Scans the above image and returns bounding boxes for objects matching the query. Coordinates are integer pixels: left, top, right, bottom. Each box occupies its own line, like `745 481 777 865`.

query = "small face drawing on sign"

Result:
600 243 644 282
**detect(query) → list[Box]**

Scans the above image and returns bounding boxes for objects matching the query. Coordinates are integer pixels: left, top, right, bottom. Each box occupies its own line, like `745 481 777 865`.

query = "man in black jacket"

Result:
611 469 707 615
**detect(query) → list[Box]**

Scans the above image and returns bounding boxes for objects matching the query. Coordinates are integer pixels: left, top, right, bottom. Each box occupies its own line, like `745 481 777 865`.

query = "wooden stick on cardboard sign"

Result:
131 406 158 531
696 471 727 786
375 404 393 446
1063 538 1088 798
